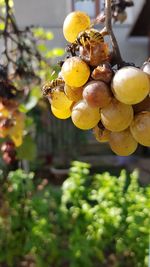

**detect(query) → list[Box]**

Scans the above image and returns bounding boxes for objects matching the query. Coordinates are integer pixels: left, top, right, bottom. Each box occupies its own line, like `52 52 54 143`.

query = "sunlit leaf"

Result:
51 48 65 57
46 48 65 58
9 0 14 8
25 116 34 128
0 0 5 6
45 50 53 58
33 27 54 40
19 86 42 113
45 31 54 40
37 43 47 52
0 22 5 30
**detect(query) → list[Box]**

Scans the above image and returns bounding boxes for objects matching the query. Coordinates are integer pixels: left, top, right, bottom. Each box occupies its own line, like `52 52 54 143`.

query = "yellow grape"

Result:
130 111 150 147
64 84 83 102
61 57 90 87
63 11 90 43
51 105 71 119
112 66 150 104
71 100 101 130
109 128 138 156
50 88 73 110
101 98 133 132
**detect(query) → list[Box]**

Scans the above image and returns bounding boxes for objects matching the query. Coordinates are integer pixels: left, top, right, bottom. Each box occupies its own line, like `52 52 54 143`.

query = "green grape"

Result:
71 100 101 130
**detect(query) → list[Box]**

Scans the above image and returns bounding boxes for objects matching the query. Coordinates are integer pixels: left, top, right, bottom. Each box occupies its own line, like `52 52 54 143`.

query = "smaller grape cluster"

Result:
0 68 26 164
0 98 25 147
1 141 17 165
43 11 150 156
0 97 25 165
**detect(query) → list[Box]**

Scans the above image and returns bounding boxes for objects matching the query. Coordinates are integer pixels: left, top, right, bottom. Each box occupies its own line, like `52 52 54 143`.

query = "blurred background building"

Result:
14 0 149 65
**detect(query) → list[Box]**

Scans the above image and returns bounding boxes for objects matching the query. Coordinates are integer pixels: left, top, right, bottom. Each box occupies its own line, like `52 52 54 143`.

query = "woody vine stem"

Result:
105 0 123 68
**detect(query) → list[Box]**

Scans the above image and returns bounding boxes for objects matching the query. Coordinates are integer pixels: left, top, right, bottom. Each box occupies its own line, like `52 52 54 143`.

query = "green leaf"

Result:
19 86 42 113
45 31 54 40
18 104 28 113
33 28 54 40
16 135 37 161
25 116 34 128
46 48 65 58
9 0 14 8
51 48 65 57
0 22 5 30
45 50 53 58
31 86 42 98
37 43 47 52
0 0 5 6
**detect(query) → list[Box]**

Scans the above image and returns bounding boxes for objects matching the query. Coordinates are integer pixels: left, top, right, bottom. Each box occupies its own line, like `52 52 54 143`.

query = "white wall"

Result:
12 0 148 66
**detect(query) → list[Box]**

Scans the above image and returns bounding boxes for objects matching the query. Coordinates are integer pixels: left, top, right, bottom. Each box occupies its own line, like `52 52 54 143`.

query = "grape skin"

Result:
112 66 150 105
130 111 150 147
63 11 90 43
109 128 138 156
71 100 101 130
50 88 73 110
61 57 90 87
101 98 133 132
51 105 71 120
83 80 112 108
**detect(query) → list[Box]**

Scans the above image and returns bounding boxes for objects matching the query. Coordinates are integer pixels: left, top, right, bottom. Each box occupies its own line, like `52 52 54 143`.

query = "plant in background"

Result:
0 162 149 266
61 161 150 267
0 168 61 266
0 0 64 167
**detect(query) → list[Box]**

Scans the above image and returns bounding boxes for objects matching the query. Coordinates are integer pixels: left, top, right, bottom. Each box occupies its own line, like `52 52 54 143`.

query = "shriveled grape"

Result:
91 64 113 83
109 128 138 156
130 111 150 147
101 98 133 132
71 100 101 130
93 123 110 143
80 42 109 67
83 80 112 108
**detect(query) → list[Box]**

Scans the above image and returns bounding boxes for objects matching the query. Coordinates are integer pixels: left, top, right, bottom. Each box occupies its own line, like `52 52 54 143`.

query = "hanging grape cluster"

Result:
42 11 150 156
0 73 25 164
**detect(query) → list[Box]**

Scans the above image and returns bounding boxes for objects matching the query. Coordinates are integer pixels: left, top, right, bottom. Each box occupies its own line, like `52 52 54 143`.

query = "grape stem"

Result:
105 0 124 68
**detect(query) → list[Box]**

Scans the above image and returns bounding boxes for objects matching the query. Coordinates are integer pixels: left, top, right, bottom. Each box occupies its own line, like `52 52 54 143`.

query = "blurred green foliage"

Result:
0 161 149 267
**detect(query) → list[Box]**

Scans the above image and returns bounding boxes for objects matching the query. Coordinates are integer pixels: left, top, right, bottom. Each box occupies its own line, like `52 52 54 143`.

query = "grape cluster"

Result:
43 11 150 156
1 141 17 165
0 98 25 148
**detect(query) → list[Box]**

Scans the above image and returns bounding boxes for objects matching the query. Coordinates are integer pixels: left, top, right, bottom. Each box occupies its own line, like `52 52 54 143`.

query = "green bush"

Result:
61 161 150 267
0 162 149 267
